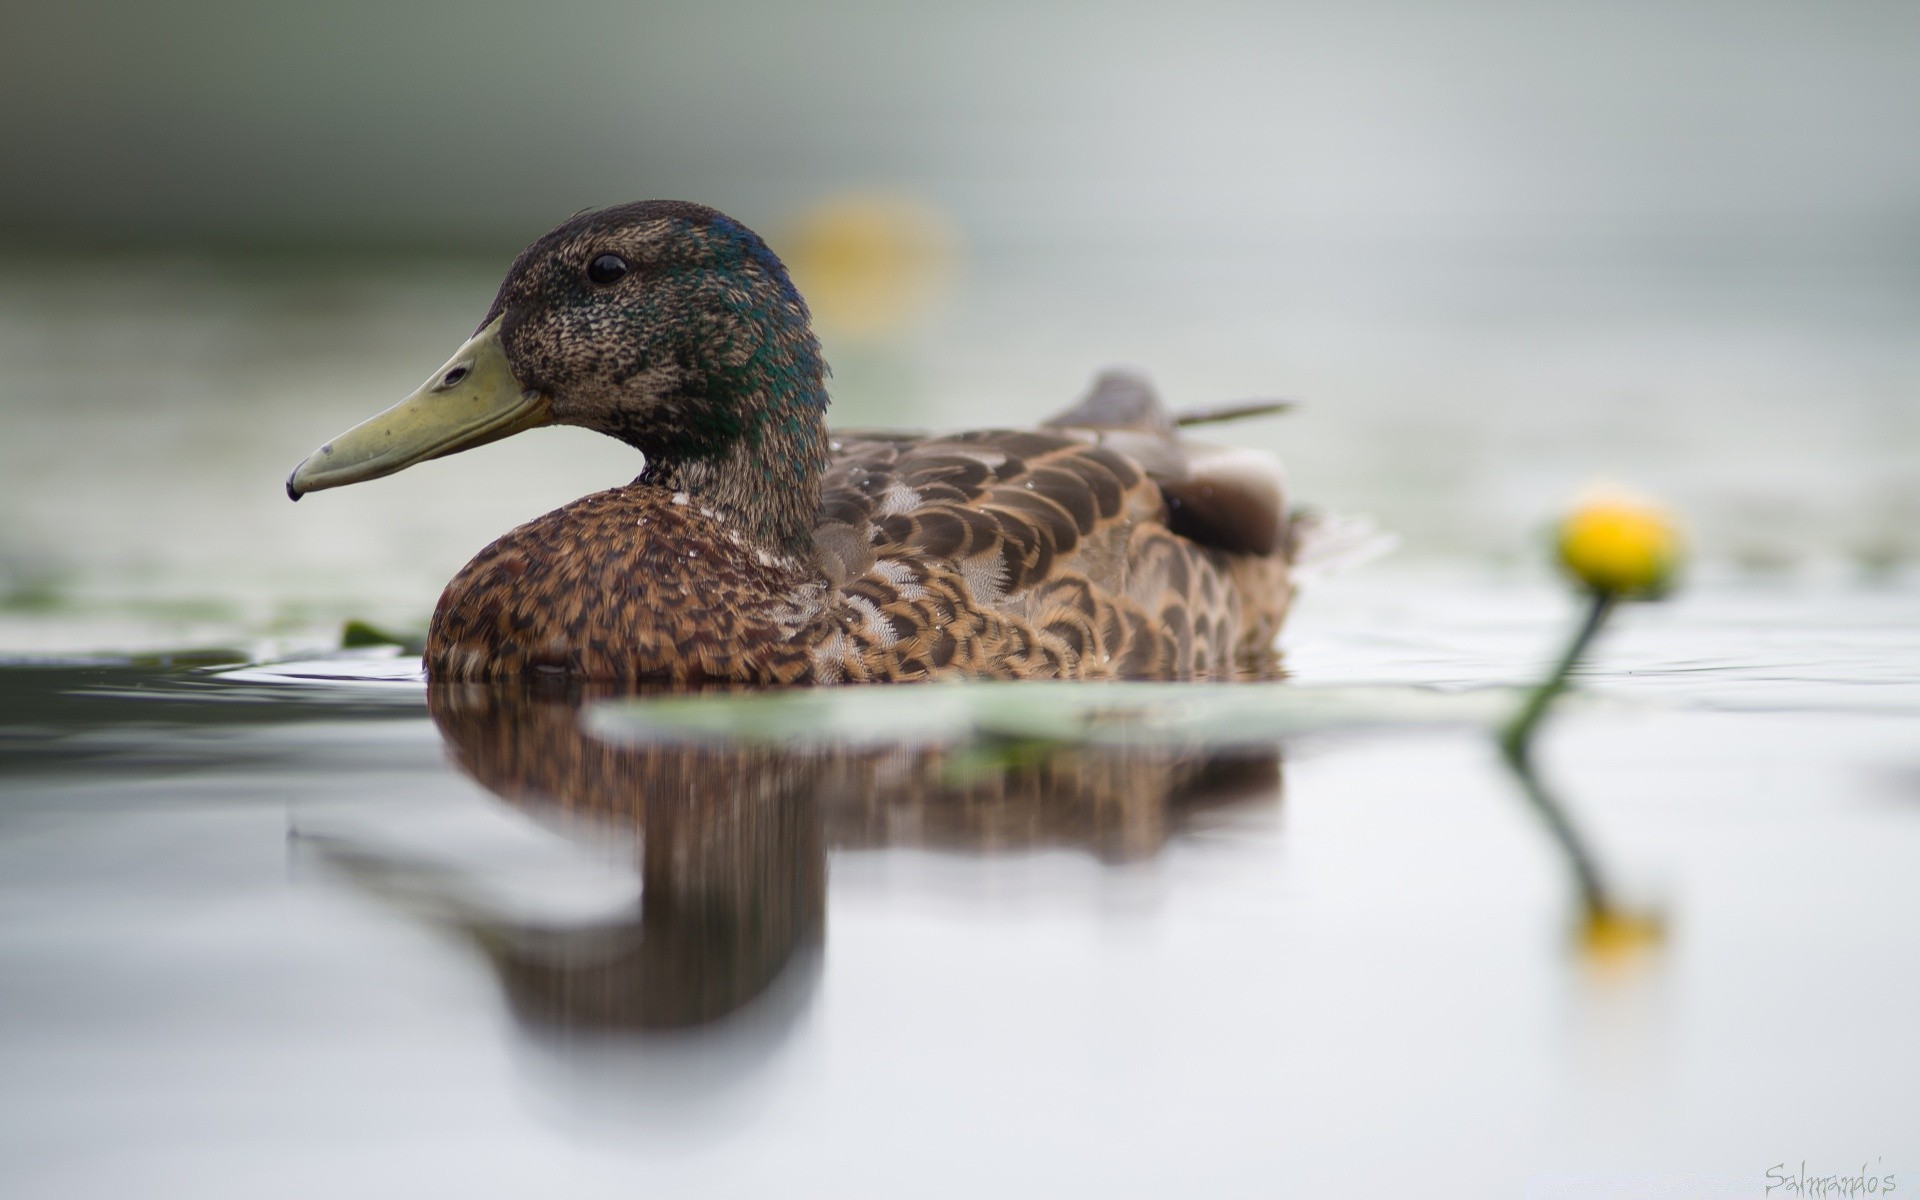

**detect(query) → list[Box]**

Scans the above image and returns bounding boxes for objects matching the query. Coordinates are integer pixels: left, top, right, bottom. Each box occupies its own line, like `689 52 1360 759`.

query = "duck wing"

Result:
812 372 1292 681
1045 368 1291 558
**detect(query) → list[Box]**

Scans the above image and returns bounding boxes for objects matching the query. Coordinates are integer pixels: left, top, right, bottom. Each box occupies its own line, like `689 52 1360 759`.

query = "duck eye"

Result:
587 253 629 285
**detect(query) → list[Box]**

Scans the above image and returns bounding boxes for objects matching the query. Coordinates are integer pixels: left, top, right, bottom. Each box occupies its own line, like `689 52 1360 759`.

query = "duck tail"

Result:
1045 369 1298 434
1172 398 1298 427
1043 369 1177 433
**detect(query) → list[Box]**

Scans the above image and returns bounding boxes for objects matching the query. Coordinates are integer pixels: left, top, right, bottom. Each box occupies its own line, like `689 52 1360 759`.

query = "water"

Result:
0 202 1915 1197
2 571 1915 1198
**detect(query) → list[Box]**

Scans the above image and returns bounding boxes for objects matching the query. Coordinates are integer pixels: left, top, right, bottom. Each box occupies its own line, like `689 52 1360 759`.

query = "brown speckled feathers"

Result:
427 378 1295 684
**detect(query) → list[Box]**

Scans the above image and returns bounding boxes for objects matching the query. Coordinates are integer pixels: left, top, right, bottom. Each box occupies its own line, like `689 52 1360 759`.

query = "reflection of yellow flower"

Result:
776 192 956 337
1577 905 1665 978
1556 489 1682 597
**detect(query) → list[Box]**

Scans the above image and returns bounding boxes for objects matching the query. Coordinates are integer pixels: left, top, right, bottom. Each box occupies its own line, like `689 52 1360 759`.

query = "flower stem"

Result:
1500 590 1615 767
1499 589 1618 918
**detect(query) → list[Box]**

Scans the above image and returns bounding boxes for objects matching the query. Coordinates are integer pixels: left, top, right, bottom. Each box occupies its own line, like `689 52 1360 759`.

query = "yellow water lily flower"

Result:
1555 489 1683 597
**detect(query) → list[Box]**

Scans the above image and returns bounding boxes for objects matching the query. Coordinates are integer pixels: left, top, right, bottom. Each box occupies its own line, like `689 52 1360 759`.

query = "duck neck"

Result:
638 376 830 561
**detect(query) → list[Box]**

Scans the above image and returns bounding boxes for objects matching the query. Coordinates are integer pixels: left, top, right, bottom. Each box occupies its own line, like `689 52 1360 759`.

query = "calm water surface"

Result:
2 572 1915 1199
0 239 1915 1196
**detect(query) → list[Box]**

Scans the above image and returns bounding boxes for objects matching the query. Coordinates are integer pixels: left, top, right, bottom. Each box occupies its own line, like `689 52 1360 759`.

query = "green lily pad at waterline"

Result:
584 681 1511 751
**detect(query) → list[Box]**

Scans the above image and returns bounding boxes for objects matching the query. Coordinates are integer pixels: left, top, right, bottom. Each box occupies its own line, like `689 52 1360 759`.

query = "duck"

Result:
287 200 1303 685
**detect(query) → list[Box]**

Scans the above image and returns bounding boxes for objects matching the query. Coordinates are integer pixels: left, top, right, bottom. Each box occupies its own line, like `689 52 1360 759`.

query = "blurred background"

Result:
2 0 1915 652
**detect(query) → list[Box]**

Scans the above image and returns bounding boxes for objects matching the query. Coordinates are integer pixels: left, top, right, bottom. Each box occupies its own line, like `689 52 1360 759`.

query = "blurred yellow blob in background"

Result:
775 192 957 338
1556 488 1684 598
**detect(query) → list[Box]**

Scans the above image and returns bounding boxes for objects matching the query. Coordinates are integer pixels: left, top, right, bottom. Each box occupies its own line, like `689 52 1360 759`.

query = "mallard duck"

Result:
287 201 1301 684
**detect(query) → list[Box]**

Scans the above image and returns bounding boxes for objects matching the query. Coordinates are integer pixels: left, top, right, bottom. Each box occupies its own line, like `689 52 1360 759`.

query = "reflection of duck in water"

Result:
429 682 829 1033
320 683 1282 1036
288 201 1303 684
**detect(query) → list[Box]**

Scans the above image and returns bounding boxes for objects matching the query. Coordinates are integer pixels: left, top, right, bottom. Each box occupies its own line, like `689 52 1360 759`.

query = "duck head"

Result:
287 201 831 552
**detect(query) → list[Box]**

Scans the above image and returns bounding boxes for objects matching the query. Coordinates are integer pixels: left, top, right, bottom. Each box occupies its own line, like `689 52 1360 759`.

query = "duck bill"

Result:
286 318 551 499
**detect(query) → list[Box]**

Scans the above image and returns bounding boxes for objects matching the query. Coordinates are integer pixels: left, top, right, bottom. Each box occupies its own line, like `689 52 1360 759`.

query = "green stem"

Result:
1499 590 1616 766
1498 589 1618 918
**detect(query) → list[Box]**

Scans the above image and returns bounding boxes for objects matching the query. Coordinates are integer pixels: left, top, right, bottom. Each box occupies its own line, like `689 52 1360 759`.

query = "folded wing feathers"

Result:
816 370 1296 681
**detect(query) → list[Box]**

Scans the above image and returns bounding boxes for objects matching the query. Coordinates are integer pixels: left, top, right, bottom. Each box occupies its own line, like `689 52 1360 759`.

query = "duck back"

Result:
428 390 1293 684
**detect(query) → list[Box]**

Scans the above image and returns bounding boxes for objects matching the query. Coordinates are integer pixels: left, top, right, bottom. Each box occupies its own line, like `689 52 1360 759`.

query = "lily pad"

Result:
585 680 1508 751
